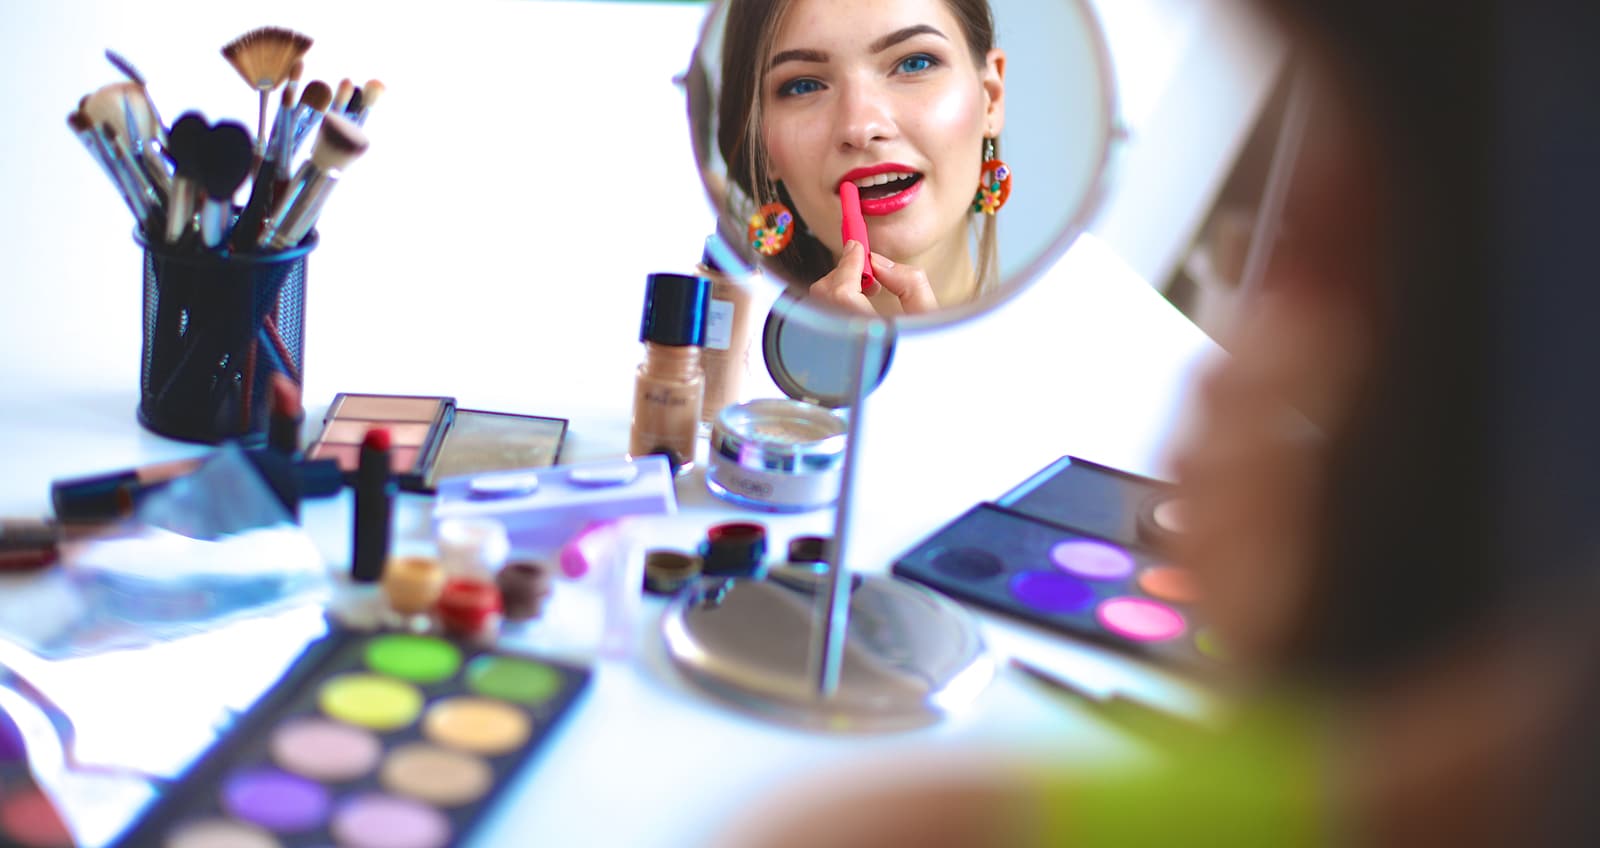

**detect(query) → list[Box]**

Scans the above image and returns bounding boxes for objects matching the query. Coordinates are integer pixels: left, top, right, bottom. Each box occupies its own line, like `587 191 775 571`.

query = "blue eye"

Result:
777 78 823 97
896 54 938 74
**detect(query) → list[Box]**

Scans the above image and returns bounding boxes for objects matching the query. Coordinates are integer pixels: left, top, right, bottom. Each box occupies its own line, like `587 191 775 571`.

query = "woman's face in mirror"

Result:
724 0 1006 316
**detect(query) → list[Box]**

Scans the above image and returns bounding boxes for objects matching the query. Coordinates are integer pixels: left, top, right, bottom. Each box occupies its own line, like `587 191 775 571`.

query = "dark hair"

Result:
716 0 1000 292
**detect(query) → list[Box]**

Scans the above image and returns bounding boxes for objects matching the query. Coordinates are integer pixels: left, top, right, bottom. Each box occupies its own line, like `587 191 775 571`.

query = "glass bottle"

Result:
628 273 711 476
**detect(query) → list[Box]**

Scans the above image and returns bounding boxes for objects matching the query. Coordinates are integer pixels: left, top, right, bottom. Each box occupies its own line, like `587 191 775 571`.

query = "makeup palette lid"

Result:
762 291 896 409
640 273 712 347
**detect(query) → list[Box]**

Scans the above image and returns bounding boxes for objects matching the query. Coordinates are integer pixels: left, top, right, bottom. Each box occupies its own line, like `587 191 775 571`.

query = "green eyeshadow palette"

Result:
113 629 590 848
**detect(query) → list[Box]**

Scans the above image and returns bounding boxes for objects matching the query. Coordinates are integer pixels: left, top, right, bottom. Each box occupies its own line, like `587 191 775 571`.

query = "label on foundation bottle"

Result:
704 299 735 351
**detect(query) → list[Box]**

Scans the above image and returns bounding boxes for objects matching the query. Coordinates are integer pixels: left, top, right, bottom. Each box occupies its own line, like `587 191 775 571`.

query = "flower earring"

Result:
747 202 795 256
973 137 1012 215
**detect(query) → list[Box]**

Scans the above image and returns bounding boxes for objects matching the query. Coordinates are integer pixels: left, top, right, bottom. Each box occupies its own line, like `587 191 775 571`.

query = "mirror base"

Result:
660 569 994 732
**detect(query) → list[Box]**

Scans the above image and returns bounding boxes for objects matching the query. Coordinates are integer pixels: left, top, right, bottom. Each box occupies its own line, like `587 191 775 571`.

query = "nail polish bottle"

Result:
697 237 757 431
628 273 711 476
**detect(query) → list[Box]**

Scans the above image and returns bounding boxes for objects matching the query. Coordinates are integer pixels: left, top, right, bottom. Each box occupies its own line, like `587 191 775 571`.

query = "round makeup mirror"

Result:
685 0 1118 328
666 0 1121 731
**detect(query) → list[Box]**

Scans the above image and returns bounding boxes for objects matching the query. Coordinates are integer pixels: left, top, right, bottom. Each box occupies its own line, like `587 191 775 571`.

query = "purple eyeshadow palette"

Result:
112 629 591 848
891 456 1222 671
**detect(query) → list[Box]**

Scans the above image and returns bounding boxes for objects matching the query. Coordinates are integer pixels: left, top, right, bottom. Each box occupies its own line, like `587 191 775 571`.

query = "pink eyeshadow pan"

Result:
321 420 435 446
331 395 448 422
1096 597 1186 642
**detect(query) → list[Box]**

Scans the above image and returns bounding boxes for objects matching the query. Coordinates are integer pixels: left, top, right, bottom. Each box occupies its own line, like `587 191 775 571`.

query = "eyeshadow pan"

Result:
0 788 73 848
270 718 382 783
1097 597 1186 642
1137 566 1201 604
318 675 423 732
331 794 450 848
929 547 1004 580
1008 571 1095 614
465 657 561 706
164 819 283 848
365 635 462 684
422 698 530 756
379 744 493 807
221 769 330 833
321 420 435 446
1049 539 1135 580
331 395 448 422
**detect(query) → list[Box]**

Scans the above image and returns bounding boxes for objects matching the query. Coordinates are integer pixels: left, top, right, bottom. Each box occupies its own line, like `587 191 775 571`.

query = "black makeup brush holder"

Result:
136 230 318 445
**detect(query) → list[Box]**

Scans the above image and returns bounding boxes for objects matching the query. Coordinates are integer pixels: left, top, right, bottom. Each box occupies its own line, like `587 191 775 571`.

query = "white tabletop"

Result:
0 1 1224 845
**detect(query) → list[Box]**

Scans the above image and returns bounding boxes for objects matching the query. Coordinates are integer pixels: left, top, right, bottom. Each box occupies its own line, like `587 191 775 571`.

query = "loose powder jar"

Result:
706 399 847 512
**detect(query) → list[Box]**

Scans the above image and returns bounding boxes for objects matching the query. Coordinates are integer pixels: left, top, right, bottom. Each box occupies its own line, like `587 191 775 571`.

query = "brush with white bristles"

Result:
220 26 312 157
258 111 368 250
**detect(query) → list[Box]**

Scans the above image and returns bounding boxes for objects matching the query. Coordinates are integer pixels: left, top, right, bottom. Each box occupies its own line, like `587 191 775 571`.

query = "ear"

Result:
981 48 1006 137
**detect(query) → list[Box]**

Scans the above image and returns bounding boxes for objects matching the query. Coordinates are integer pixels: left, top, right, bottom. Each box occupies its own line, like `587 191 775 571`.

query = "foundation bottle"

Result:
697 237 757 430
628 273 711 476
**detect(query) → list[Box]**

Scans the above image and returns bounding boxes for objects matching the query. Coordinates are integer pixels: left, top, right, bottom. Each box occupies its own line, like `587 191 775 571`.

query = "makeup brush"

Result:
82 83 162 216
67 111 145 223
351 78 384 126
197 121 254 248
286 79 332 162
105 51 172 192
220 26 313 157
343 86 364 120
231 76 301 251
259 111 368 250
329 78 355 115
164 112 209 244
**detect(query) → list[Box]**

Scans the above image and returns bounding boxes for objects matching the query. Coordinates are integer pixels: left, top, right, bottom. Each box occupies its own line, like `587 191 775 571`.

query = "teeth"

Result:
851 171 915 188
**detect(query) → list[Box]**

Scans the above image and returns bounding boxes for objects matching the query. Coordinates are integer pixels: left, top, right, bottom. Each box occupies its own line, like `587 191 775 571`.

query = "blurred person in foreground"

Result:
713 0 1600 845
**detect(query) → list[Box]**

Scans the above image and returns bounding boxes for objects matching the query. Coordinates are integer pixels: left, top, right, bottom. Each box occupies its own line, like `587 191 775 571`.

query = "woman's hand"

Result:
808 241 939 316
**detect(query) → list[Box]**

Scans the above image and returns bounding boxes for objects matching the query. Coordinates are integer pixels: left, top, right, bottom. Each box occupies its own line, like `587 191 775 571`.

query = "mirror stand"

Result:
661 319 994 732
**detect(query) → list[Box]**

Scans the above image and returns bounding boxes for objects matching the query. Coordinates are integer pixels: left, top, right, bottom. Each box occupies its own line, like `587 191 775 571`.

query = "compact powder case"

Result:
705 399 847 512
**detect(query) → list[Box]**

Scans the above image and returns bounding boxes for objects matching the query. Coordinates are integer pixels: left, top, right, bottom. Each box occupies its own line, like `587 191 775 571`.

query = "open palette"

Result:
307 393 568 493
113 629 590 848
892 456 1224 671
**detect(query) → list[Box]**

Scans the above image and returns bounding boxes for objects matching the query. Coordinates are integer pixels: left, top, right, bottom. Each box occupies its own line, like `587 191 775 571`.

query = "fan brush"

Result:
220 26 313 156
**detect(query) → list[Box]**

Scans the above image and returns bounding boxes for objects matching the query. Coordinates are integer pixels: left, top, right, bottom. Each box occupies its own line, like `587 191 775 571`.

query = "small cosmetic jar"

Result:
706 399 847 512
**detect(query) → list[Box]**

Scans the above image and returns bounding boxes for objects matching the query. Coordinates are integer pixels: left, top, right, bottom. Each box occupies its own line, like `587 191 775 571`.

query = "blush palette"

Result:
892 456 1222 671
113 629 590 848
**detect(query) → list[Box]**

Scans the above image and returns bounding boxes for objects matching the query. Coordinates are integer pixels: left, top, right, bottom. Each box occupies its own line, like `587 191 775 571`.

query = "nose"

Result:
833 77 895 151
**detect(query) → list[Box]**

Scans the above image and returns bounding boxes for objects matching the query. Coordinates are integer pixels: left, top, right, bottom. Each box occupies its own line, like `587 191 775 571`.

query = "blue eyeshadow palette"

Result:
112 628 591 848
892 456 1223 670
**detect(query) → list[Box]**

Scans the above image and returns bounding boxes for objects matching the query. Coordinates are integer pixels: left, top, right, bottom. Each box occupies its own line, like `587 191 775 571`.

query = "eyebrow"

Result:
768 25 950 72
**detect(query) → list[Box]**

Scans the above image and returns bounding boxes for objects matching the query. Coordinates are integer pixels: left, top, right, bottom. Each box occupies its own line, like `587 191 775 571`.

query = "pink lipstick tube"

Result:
839 182 875 291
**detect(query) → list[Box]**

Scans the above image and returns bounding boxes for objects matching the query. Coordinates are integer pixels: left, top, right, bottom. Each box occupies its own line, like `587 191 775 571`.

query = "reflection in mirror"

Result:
687 0 1119 329
666 0 1123 732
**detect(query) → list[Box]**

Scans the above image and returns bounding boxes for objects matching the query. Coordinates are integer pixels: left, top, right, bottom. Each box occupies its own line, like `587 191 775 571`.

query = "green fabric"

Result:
1031 700 1331 847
